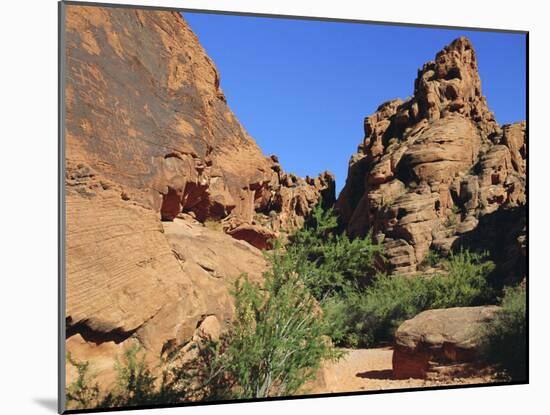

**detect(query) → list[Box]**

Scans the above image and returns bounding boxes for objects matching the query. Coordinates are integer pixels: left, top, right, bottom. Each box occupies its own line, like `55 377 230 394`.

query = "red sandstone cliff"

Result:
64 5 333 386
336 37 526 279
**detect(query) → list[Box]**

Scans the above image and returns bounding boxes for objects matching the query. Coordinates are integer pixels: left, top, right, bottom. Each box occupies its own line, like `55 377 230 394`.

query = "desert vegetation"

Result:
66 228 342 408
282 205 498 348
480 285 527 381
63 9 527 410
66 204 525 410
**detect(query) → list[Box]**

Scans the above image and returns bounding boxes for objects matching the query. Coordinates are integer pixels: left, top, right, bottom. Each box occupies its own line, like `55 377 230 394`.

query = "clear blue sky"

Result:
184 12 526 195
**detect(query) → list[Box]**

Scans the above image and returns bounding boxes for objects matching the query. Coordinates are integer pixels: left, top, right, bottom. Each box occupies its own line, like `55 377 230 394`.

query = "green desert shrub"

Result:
208 270 341 398
101 344 158 407
160 331 236 402
66 249 341 407
480 284 527 380
329 250 496 347
66 345 160 410
286 204 384 299
66 353 100 410
429 249 495 308
320 291 371 348
276 205 496 348
274 204 387 347
419 249 441 269
204 219 223 232
164 262 342 400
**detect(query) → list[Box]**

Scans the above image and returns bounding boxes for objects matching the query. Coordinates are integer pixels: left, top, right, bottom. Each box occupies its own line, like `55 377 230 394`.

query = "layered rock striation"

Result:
336 37 526 277
64 6 333 386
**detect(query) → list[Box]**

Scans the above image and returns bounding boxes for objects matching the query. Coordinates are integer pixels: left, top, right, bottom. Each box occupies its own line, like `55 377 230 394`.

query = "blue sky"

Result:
184 13 526 195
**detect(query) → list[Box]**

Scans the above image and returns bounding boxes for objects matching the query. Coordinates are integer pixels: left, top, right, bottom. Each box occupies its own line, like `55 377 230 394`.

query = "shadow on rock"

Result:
452 205 526 286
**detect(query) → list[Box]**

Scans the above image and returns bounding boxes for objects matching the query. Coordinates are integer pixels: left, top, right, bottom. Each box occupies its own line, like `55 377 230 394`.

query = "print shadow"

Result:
34 398 57 412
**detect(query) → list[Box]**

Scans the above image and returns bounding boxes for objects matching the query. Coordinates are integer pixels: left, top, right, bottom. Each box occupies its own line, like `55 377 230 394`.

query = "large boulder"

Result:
392 306 499 379
66 212 268 388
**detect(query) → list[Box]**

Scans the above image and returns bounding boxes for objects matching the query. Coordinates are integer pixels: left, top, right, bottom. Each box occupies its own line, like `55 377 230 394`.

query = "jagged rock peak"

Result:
358 37 500 163
336 37 526 278
414 36 499 137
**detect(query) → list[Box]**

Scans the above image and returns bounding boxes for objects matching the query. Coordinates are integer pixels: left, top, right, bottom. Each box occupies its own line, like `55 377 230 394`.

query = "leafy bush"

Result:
277 206 496 348
271 205 386 347
480 285 527 380
160 331 235 402
66 346 160 410
320 291 370 347
66 245 341 407
287 205 384 300
328 250 496 347
429 250 495 308
204 219 223 232
66 353 100 410
101 344 157 407
419 249 441 269
160 254 342 401
194 269 340 399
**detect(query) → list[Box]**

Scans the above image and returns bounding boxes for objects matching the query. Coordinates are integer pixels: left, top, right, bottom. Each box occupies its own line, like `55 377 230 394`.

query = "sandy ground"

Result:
306 347 498 394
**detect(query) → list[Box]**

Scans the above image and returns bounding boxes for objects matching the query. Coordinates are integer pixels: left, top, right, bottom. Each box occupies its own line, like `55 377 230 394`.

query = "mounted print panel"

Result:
59 1 528 413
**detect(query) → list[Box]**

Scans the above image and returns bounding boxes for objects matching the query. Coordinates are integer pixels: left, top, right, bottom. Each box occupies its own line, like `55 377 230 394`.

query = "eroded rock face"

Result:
65 6 334 249
64 6 333 388
392 306 500 379
66 178 268 387
336 37 526 276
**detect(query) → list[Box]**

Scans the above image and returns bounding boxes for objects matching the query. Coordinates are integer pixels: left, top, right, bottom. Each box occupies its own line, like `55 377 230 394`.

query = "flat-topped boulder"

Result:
392 306 499 379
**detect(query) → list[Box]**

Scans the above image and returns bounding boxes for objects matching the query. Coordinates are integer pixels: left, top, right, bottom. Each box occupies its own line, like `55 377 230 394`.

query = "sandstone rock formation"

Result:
336 37 526 277
64 5 333 387
392 306 499 379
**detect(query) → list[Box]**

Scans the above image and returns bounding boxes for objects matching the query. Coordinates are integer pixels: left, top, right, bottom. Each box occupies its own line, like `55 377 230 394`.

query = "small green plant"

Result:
420 249 441 269
345 249 496 347
104 345 157 407
159 331 235 402
480 285 527 380
67 346 166 410
66 353 100 410
446 204 462 226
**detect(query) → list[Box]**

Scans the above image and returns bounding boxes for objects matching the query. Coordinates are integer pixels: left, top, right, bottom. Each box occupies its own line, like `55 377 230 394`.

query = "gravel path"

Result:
305 347 498 394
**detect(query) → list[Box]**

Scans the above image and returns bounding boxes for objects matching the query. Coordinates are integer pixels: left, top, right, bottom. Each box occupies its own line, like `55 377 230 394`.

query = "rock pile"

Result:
336 37 526 279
